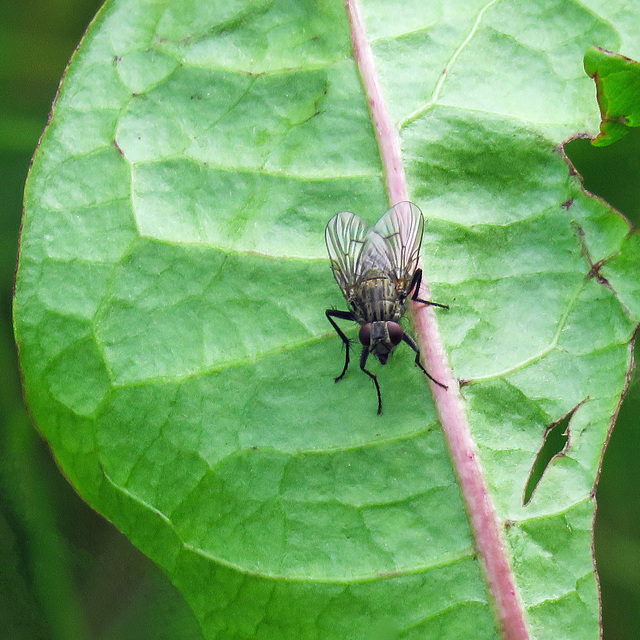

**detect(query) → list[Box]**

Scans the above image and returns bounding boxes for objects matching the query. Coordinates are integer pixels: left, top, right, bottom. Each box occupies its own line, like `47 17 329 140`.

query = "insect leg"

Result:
359 347 383 415
326 309 355 382
402 333 448 390
410 269 449 309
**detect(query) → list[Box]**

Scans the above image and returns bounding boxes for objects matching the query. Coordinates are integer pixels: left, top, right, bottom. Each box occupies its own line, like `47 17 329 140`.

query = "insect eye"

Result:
387 322 404 345
359 324 372 346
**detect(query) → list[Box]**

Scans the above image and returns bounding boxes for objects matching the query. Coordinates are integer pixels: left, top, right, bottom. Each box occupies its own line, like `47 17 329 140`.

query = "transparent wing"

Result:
325 211 371 299
370 201 424 294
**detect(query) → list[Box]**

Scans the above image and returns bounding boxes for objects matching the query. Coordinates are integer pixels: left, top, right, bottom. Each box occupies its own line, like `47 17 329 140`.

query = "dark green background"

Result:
1 1 638 638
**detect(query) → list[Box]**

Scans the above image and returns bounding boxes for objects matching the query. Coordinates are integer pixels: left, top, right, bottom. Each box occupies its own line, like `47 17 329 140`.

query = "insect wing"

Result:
370 201 424 294
357 227 392 274
325 211 370 299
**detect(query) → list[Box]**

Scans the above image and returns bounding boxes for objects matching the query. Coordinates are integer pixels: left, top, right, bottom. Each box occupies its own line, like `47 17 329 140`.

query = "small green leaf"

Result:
584 46 640 146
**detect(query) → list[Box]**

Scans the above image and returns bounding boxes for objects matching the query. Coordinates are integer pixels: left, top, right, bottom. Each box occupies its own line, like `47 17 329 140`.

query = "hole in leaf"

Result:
523 405 581 506
564 127 640 226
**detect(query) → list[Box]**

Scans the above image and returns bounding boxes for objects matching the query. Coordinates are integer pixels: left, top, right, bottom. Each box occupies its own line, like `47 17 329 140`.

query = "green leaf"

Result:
13 1 640 638
584 46 640 146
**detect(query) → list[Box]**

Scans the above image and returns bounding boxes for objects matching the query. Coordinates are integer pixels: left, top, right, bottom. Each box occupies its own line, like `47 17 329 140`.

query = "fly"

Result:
325 201 448 414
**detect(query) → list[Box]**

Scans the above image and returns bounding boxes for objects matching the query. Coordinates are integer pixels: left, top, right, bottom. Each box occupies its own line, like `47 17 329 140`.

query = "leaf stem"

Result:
344 0 408 205
344 2 531 638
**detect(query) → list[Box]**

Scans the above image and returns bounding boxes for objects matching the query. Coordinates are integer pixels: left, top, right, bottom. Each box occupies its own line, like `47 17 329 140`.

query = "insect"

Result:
325 201 448 414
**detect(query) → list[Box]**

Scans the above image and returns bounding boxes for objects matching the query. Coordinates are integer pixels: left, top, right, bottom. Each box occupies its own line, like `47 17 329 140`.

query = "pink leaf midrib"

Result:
344 1 530 638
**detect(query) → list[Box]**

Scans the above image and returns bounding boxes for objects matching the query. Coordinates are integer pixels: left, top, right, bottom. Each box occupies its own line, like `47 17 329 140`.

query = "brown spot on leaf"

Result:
113 139 124 156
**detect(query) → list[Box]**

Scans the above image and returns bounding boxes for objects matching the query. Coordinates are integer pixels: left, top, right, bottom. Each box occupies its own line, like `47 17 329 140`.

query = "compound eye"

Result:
359 324 371 346
387 322 404 345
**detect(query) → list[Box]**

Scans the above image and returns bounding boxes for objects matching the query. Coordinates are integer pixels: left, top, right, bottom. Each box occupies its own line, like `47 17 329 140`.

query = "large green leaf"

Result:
13 0 640 638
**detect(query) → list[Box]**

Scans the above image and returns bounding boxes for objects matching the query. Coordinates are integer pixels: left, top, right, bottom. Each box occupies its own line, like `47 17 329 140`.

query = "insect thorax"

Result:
349 272 406 324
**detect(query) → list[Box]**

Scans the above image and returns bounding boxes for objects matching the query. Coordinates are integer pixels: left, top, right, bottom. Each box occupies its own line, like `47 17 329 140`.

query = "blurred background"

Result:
0 1 638 638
